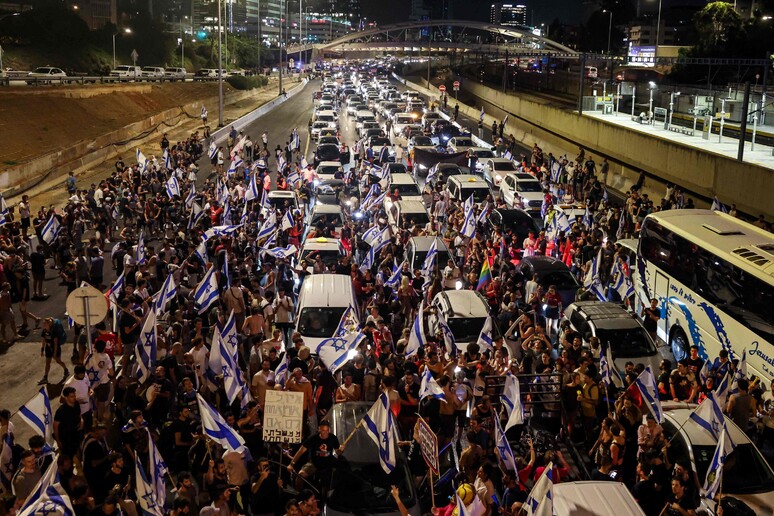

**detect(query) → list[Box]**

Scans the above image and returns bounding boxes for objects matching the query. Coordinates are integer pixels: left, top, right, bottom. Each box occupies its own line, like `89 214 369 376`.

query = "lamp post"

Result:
112 28 132 71
602 9 613 54
653 0 662 64
668 91 680 129
648 81 656 123
217 0 223 127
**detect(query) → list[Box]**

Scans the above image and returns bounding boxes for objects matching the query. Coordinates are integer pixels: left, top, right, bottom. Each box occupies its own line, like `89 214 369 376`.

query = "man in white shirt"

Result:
442 259 461 290
524 273 540 304
86 340 114 423
65 365 94 430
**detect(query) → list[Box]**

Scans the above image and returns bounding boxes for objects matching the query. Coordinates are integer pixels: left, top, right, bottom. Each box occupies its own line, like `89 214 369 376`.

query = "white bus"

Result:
635 209 774 381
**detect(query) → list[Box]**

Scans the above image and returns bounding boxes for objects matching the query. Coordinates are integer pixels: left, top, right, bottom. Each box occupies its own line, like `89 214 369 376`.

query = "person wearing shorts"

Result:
39 317 69 385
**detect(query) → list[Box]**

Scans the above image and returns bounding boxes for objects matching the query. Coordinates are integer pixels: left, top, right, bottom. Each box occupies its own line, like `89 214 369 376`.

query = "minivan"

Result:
406 236 452 274
430 290 497 355
295 274 359 350
445 175 491 204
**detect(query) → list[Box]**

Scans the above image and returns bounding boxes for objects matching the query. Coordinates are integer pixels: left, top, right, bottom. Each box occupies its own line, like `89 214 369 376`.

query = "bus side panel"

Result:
654 271 670 342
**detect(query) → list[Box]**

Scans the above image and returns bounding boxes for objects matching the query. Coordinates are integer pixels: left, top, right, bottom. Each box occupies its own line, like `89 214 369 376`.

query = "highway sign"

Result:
417 417 439 474
439 84 446 93
65 285 108 327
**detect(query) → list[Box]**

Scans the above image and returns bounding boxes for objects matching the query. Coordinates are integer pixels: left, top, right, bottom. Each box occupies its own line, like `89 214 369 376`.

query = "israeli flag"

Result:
278 154 287 172
240 201 249 225
135 308 158 384
227 157 243 176
359 246 376 273
187 201 204 230
18 387 54 447
256 157 267 170
108 271 125 307
0 194 8 216
281 210 295 231
582 204 593 228
245 173 261 202
602 188 609 203
502 373 525 431
154 273 177 314
0 428 13 490
135 458 164 516
583 248 606 302
371 226 392 254
690 392 732 443
222 199 232 226
197 393 247 452
494 413 518 473
525 464 554 516
479 106 485 122
384 261 403 290
365 191 387 214
425 165 438 185
260 188 272 214
17 460 75 516
41 215 62 244
600 342 615 386
711 196 728 213
287 169 301 188
333 306 358 337
194 265 220 313
405 302 426 357
703 426 732 501
715 372 731 405
634 366 664 423
616 212 626 240
162 148 172 170
460 195 476 238
421 238 439 278
362 224 381 245
208 141 218 160
476 316 494 351
550 162 562 184
612 260 634 300
135 231 147 265
218 182 230 205
165 176 180 199
436 310 457 352
147 429 169 511
316 332 366 374
419 367 445 401
136 148 148 171
257 211 277 241
221 253 231 288
291 128 301 151
185 183 196 209
263 244 298 260
300 156 308 169
194 240 208 265
203 224 243 241
545 209 570 240
363 392 398 474
274 352 289 389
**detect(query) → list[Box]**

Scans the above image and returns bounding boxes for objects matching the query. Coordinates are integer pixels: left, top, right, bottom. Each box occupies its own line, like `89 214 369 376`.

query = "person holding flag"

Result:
287 419 345 492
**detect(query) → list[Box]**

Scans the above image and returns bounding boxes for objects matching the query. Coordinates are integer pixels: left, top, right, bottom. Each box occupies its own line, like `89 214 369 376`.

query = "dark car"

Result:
425 163 469 183
313 144 341 167
434 125 464 147
488 209 540 256
514 256 580 310
314 179 347 205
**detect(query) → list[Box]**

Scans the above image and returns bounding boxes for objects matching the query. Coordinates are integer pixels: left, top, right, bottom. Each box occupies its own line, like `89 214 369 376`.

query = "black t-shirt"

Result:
398 382 420 403
54 403 81 450
642 307 660 332
665 493 697 515
590 469 617 481
684 358 703 376
103 467 130 494
303 432 340 471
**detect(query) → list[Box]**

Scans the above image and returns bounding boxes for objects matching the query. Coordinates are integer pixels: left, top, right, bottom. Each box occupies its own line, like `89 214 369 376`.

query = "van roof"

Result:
310 204 343 215
301 236 342 251
394 200 428 214
450 174 488 186
553 481 645 515
297 273 354 308
389 173 418 185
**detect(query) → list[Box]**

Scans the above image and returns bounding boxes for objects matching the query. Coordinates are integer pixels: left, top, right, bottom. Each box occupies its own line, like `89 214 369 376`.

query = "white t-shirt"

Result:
64 376 92 415
86 352 113 386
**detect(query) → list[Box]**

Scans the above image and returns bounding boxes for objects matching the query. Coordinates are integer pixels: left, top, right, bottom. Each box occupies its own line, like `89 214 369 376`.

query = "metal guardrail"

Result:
0 75 222 87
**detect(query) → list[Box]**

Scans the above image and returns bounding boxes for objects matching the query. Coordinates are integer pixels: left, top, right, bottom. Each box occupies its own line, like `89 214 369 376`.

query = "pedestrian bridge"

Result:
287 19 579 58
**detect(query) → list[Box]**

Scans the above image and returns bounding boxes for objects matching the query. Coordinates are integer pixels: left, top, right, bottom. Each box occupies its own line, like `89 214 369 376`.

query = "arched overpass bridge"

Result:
287 19 579 58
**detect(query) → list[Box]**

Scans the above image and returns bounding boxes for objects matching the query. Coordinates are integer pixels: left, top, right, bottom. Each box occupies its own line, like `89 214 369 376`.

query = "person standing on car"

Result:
287 420 345 492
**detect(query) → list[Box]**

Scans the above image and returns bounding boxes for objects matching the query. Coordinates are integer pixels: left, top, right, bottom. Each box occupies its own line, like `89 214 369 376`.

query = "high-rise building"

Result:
490 3 526 26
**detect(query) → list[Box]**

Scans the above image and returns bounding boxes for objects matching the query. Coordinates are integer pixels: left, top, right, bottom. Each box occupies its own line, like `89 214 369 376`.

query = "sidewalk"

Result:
584 110 774 170
9 78 298 209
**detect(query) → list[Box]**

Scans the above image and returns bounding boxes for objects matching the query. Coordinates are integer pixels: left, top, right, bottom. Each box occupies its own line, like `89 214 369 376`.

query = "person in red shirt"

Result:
209 201 223 225
533 449 571 484
94 322 119 359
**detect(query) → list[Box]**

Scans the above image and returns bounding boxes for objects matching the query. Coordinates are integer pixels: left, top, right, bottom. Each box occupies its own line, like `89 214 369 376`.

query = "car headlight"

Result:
354 211 364 219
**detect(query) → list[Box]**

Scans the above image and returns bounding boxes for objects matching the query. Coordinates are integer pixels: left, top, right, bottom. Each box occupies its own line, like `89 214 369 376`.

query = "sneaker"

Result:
37 377 48 385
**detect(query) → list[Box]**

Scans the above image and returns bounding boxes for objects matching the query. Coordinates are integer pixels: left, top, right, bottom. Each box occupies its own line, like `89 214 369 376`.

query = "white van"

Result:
553 481 645 515
430 290 493 354
295 274 360 350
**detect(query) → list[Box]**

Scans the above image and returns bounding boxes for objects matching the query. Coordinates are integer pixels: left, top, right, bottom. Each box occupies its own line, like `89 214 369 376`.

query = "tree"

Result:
693 2 743 52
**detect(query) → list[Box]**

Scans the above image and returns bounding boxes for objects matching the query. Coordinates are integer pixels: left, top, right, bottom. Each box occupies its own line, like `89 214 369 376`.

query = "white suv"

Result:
109 65 141 80
140 67 165 80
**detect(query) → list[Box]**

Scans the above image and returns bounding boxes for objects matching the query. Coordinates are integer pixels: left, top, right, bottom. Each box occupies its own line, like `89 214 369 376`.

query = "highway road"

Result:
2 74 532 444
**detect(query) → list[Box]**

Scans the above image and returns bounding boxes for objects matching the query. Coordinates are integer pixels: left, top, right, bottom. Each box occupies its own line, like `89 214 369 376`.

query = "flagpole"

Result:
340 419 365 448
429 469 435 509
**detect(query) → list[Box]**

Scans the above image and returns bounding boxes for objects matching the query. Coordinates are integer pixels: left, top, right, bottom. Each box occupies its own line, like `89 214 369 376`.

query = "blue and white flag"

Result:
616 212 626 240
194 240 208 265
550 162 561 184
493 412 517 473
135 308 158 384
612 260 634 300
525 464 553 516
147 429 169 511
196 393 247 452
711 197 727 213
599 342 619 387
185 183 196 209
187 201 205 230
545 209 571 240
135 231 147 265
362 224 381 245
405 302 426 357
208 141 218 160
0 194 8 216
715 372 731 405
277 154 287 172
291 128 301 151
583 248 606 302
421 238 439 279
161 148 171 170
477 316 494 352
287 169 301 188
240 201 249 225
455 490 486 516
316 332 366 374
384 261 403 290
419 367 445 402
18 387 54 446
135 457 164 516
281 210 295 231
136 148 148 171
219 313 244 404
203 224 242 241
690 392 730 443
359 246 376 273
460 195 476 238
18 460 75 516
702 425 732 501
363 392 397 474
479 106 485 123
502 372 525 431
41 215 62 245
262 244 298 260
245 173 261 202
257 211 277 241
370 226 392 253
154 273 177 314
222 199 232 226
227 157 243 175
582 204 593 228
634 366 664 423
222 252 230 288
194 265 220 313
333 306 358 337
436 310 457 352
274 352 289 389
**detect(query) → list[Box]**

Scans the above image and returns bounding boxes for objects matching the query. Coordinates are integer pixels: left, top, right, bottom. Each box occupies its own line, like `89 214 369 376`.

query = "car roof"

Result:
553 482 645 516
514 172 537 180
451 174 488 186
317 161 341 168
394 200 428 213
389 173 417 185
662 404 749 447
434 290 489 318
301 237 342 251
566 302 642 329
521 255 568 270
311 204 343 214
267 190 296 199
408 236 449 252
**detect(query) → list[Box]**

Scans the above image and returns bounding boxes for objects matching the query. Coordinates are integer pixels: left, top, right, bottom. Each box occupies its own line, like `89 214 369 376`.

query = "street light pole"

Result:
279 0 284 95
217 0 224 127
112 33 117 70
654 0 662 63
605 10 613 54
